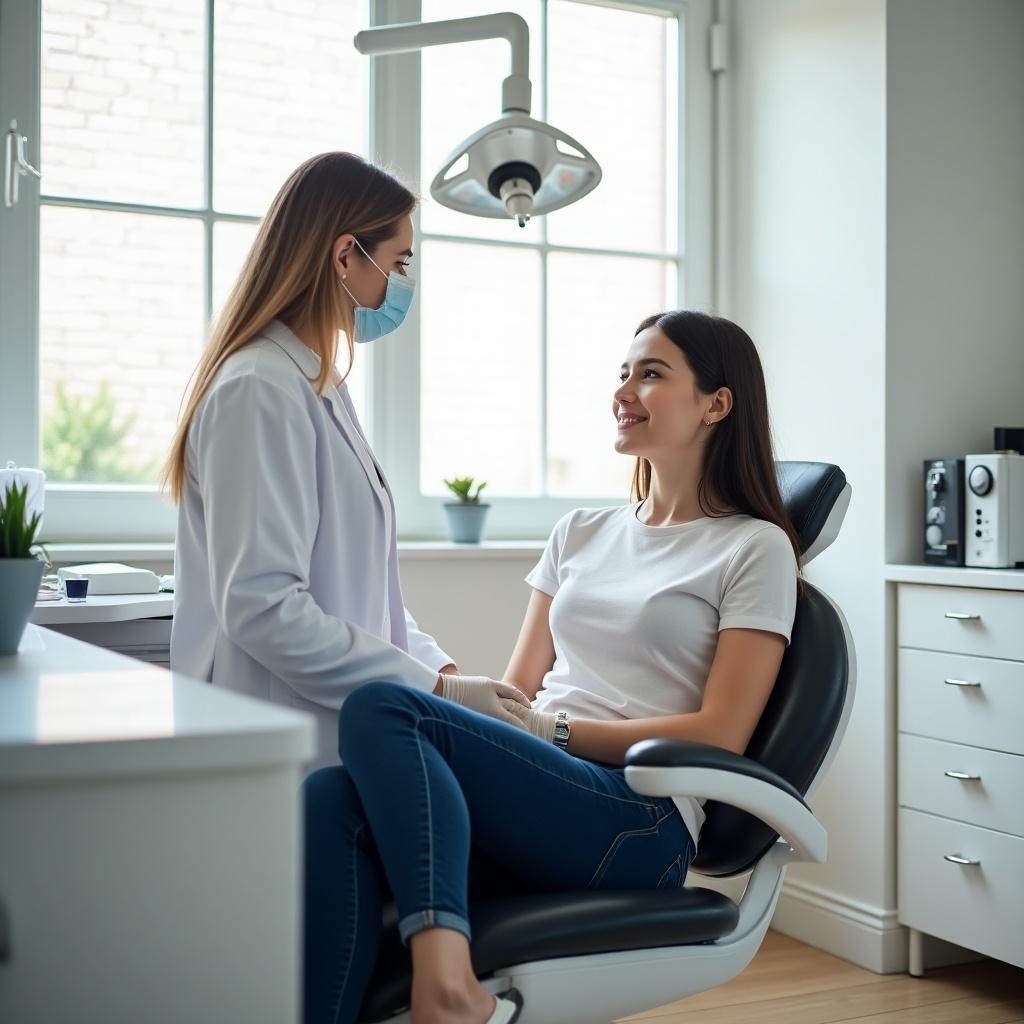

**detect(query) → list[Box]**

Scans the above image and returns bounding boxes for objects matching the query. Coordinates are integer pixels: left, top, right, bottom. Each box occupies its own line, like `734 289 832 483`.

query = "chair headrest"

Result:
777 462 851 564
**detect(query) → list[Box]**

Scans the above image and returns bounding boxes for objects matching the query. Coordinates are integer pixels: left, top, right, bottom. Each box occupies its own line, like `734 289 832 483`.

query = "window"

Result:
1 0 368 538
378 0 712 537
0 0 713 542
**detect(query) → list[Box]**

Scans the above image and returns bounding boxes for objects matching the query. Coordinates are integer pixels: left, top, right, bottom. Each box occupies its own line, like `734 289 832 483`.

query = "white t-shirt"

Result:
525 503 799 849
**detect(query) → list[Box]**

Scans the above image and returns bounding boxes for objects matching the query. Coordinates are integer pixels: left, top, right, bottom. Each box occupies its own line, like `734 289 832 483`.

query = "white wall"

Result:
885 0 1024 564
724 0 894 968
725 0 1024 972
399 554 539 678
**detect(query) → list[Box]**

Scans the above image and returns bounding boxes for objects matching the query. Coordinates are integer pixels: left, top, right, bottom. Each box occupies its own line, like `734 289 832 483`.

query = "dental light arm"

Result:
354 13 601 227
355 13 532 114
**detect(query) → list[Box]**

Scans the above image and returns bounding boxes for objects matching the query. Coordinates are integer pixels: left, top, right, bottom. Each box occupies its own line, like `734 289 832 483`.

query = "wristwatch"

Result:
553 710 572 750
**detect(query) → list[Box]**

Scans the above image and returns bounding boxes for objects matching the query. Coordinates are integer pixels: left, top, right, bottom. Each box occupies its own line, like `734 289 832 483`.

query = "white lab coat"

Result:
171 318 453 771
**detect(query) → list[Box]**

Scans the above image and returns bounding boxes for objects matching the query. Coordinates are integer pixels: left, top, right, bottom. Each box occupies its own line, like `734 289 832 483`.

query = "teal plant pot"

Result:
444 502 490 544
0 558 44 655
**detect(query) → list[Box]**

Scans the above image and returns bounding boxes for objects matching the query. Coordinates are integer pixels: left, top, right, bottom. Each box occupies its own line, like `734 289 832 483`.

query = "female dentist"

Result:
163 152 530 770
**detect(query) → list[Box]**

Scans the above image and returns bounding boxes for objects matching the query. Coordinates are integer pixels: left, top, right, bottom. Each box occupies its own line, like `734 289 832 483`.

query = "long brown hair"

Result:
161 152 417 503
631 310 806 591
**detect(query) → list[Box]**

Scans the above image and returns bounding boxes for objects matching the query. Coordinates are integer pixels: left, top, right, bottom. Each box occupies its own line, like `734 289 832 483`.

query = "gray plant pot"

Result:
444 502 490 544
0 558 44 656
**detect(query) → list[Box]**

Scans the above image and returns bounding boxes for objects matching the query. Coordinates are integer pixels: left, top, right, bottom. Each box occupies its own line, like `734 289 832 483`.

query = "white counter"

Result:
0 627 316 1024
30 592 174 626
884 563 1024 591
1 625 313 781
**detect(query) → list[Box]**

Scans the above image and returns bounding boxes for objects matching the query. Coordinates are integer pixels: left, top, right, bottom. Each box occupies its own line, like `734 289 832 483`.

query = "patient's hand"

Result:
440 674 531 730
500 699 557 744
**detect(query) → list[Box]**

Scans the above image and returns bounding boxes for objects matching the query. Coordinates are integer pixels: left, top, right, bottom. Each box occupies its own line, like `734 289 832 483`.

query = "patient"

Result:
302 310 802 1024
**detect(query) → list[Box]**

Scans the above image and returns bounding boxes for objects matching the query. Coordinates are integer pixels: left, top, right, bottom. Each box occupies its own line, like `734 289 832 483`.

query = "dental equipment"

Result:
354 13 602 227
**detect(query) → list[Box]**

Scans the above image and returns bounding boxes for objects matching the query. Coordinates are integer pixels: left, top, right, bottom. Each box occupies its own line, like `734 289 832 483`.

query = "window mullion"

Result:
0 0 41 469
539 0 550 497
203 0 215 325
368 0 423 522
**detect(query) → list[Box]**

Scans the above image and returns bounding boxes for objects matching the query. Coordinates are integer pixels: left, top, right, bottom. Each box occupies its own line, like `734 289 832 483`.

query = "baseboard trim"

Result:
771 878 908 973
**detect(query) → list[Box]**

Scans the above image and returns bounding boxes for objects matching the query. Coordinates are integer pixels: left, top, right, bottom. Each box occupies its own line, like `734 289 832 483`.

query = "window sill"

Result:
43 539 546 565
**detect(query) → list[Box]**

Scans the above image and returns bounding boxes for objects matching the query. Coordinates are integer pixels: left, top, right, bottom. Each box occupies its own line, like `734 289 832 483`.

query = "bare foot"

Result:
410 976 496 1024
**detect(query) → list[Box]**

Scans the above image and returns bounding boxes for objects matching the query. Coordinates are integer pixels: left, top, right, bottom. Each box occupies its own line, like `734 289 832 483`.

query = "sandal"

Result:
486 987 524 1023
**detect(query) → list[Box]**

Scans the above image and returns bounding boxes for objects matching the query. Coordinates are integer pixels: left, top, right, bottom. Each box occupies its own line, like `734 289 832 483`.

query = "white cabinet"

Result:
896 582 1024 973
0 627 316 1024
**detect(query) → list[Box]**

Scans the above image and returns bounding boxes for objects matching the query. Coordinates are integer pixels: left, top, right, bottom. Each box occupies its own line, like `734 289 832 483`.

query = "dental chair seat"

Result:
361 888 738 1022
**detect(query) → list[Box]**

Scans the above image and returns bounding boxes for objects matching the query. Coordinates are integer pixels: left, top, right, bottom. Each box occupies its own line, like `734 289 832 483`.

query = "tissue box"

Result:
58 563 160 596
0 462 46 528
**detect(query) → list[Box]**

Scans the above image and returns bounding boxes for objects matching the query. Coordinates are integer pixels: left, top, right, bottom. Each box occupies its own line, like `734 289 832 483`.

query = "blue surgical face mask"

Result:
339 239 416 345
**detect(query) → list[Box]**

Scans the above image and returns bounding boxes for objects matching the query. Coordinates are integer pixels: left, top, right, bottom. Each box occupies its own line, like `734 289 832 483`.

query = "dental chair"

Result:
360 461 855 1024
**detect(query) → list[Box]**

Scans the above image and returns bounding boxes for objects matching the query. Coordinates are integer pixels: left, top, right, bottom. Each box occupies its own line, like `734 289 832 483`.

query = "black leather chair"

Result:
361 461 855 1024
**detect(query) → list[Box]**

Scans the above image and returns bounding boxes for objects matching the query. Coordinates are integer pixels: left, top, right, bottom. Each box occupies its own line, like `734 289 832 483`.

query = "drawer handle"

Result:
944 612 981 621
943 853 981 866
944 770 981 781
943 678 981 688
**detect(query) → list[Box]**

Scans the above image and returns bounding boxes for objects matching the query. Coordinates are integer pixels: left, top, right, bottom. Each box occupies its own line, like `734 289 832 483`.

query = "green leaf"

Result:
0 482 40 559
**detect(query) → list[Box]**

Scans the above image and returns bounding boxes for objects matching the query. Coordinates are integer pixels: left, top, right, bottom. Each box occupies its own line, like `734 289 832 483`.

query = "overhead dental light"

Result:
354 12 601 227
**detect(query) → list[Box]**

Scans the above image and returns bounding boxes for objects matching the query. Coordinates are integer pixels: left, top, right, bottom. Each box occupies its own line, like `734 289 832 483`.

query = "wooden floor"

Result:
617 931 1024 1024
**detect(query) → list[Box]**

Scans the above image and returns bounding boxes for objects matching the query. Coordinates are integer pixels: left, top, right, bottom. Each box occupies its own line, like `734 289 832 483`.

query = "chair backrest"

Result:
692 462 852 877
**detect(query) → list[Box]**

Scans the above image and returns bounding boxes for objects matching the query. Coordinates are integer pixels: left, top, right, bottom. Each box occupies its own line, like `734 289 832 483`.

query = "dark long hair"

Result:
631 310 805 593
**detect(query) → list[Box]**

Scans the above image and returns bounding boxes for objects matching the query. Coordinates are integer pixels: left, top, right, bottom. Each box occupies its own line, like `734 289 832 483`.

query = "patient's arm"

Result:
566 627 787 765
502 588 556 701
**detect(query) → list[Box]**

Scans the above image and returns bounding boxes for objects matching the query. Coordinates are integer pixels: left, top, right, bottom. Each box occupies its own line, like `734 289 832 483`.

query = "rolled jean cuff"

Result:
398 908 472 946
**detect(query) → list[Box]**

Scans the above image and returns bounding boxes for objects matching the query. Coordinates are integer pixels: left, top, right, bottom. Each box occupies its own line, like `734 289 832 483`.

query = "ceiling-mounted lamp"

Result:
354 12 602 227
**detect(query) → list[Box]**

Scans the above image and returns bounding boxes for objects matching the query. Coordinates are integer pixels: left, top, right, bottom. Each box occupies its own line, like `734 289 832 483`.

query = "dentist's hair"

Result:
631 310 806 589
161 152 417 503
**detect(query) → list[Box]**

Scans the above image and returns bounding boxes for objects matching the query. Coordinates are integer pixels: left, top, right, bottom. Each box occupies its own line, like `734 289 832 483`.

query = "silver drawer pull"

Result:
944 678 981 688
944 612 981 621
943 853 981 866
944 770 981 780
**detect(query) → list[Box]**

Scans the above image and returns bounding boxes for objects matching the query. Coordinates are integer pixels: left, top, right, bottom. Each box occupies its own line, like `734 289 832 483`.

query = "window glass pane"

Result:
39 207 204 484
214 0 369 216
212 220 259 315
40 0 205 207
420 240 541 496
546 2 676 252
546 253 677 497
420 0 543 243
212 220 367 423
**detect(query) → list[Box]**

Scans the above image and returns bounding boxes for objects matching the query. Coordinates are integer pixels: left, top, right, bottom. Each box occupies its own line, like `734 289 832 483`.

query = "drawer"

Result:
899 734 1024 836
898 808 1024 968
898 583 1024 661
898 648 1024 755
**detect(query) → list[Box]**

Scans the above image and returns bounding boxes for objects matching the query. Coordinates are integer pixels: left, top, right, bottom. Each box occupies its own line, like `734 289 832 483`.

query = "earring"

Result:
704 419 713 427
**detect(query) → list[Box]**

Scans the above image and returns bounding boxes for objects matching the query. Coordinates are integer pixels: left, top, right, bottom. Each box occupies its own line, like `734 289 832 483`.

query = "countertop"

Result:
0 626 316 783
31 592 175 625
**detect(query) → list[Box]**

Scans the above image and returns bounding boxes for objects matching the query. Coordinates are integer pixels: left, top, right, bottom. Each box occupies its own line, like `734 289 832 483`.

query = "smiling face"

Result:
613 326 731 459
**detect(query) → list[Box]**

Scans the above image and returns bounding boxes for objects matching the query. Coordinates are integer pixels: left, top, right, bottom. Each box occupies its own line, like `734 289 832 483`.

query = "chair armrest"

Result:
623 739 826 864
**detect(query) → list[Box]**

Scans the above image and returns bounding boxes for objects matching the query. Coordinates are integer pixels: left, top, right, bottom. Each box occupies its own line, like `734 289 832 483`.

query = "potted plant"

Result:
442 476 490 544
0 482 47 655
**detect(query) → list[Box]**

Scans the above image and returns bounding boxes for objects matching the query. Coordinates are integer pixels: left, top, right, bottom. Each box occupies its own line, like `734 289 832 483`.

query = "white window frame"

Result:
371 0 714 539
0 0 714 544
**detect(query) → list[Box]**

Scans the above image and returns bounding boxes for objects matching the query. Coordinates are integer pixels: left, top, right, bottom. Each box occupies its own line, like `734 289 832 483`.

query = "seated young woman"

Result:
302 309 803 1024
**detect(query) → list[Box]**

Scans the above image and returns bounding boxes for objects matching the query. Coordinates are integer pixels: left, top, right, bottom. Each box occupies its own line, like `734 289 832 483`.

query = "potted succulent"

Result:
442 476 490 544
0 482 47 655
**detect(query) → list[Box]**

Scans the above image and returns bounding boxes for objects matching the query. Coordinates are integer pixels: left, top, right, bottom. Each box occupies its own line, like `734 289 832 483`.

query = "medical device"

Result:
354 13 602 227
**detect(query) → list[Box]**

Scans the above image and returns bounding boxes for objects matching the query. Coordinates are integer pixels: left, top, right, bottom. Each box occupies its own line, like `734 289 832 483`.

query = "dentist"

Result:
163 152 529 770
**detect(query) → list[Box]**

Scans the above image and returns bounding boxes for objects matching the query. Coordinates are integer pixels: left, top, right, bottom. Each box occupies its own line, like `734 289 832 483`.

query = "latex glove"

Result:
499 698 558 744
440 674 531 729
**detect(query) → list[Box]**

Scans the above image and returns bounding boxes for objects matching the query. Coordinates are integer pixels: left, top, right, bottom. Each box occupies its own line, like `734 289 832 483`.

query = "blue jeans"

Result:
303 681 695 1024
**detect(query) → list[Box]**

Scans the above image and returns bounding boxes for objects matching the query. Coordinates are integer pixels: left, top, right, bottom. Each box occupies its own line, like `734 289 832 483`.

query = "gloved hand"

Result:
440 674 531 729
499 698 558 744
